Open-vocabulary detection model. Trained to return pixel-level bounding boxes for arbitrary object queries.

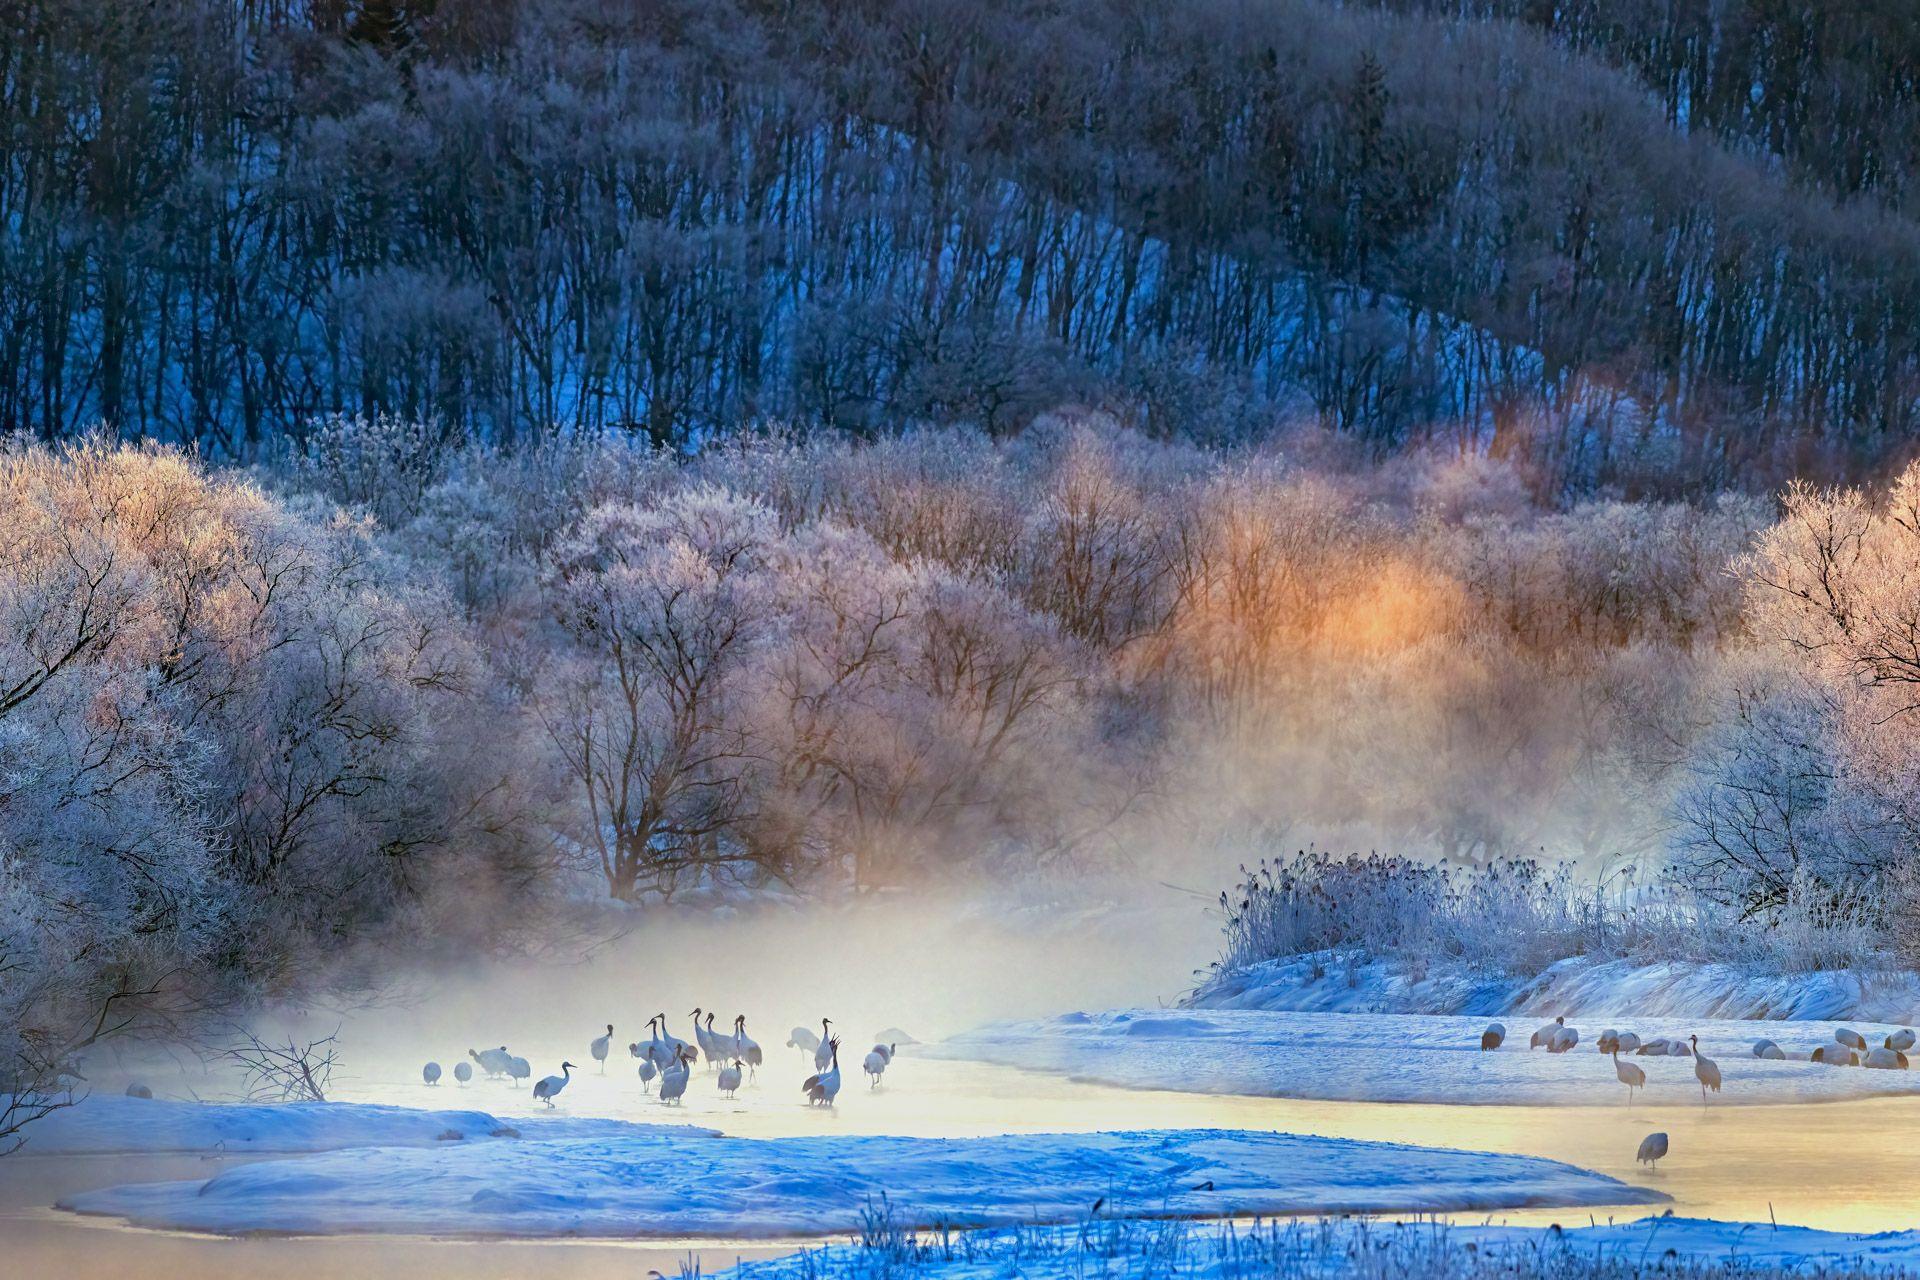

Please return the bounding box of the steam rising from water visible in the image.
[263,880,1220,1078]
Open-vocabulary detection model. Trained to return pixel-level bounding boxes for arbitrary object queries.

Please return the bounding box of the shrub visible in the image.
[1212,849,1890,983]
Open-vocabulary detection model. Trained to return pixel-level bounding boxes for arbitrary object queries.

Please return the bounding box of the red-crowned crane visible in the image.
[532,1061,576,1107]
[803,1038,842,1106]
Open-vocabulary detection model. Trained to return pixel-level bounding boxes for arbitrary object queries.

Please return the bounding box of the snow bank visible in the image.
[14,1094,714,1155]
[720,1214,1920,1280]
[58,1127,1660,1237]
[1192,952,1920,1024]
[929,1009,1920,1105]
[1470,1215,1920,1273]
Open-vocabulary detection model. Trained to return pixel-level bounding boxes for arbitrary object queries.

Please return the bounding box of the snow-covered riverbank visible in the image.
[14,1095,713,1155]
[928,1010,1920,1105]
[720,1213,1920,1279]
[1191,953,1920,1024]
[56,1124,1661,1237]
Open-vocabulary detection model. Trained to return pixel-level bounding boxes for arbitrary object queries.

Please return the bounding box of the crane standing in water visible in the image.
[1612,1048,1645,1107]
[1637,1132,1668,1168]
[1690,1035,1721,1103]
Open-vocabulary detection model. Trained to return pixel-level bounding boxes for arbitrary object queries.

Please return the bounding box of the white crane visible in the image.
[633,1019,658,1067]
[813,1019,835,1071]
[659,1046,694,1104]
[637,1056,658,1093]
[1752,1039,1785,1060]
[533,1061,576,1107]
[422,1061,442,1086]
[1811,1044,1857,1066]
[1864,1046,1909,1069]
[642,1014,691,1070]
[506,1055,531,1087]
[1637,1132,1668,1168]
[1480,1023,1505,1051]
[1615,1032,1642,1054]
[1690,1035,1721,1103]
[1888,1029,1917,1053]
[717,1058,743,1098]
[732,1016,763,1079]
[591,1024,613,1073]
[863,1043,894,1088]
[787,1025,821,1059]
[1836,1028,1869,1053]
[1530,1017,1567,1050]
[803,1037,842,1106]
[688,1008,720,1068]
[1612,1048,1645,1106]
[1547,1023,1579,1054]
[1596,1029,1620,1053]
[453,1060,473,1085]
[686,1008,722,1070]
[470,1046,511,1078]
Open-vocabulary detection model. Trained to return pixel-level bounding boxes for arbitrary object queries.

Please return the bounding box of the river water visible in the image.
[11,1052,1920,1280]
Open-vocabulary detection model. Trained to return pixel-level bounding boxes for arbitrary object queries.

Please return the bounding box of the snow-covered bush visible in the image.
[1212,849,1886,984]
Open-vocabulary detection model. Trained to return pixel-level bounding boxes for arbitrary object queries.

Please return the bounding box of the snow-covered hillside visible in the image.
[1190,952,1920,1024]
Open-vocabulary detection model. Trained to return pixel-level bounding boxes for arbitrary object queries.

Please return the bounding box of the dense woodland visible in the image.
[8,0,1920,490]
[9,0,1920,1130]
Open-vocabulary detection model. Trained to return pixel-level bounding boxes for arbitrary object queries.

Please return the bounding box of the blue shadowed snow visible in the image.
[717,1214,1920,1279]
[56,1125,1662,1238]
[1192,952,1920,1024]
[13,1095,716,1155]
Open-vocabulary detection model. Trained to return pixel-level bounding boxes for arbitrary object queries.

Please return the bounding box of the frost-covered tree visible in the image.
[0,442,232,1102]
[0,438,530,1138]
[1669,664,1894,914]
[542,490,777,901]
[736,520,921,885]
[1672,466,1920,913]
[797,565,1091,891]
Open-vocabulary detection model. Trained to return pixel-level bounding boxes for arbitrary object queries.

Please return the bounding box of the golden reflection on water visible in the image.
[11,1055,1920,1279]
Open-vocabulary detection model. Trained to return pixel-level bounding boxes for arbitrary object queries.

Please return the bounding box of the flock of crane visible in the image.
[414,1011,901,1110]
[406,1010,1916,1185]
[1478,1018,1918,1170]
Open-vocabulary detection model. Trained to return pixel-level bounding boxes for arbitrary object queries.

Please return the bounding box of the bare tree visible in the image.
[220,1027,341,1103]
[543,492,774,900]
